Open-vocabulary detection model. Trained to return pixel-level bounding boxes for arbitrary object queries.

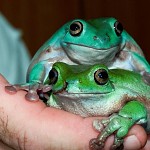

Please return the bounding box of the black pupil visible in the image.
[49,69,58,84]
[115,21,123,36]
[117,22,123,32]
[98,71,108,80]
[70,23,80,31]
[49,70,55,79]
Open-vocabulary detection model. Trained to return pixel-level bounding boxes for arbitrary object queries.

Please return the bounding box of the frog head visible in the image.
[48,62,114,96]
[47,62,116,116]
[61,17,124,64]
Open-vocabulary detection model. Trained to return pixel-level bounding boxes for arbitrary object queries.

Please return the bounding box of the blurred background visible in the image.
[1,0,150,61]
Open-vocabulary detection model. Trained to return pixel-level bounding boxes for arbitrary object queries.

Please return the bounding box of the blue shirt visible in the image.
[0,13,31,84]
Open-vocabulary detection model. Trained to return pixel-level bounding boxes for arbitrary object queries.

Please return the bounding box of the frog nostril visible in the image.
[93,36,98,40]
[105,33,110,41]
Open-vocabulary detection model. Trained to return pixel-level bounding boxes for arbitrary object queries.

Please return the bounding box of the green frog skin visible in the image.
[5,17,150,100]
[47,62,150,150]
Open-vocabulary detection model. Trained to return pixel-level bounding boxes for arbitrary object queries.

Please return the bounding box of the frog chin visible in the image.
[62,42,120,65]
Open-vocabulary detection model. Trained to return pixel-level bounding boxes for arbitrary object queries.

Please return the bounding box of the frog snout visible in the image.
[93,34,111,44]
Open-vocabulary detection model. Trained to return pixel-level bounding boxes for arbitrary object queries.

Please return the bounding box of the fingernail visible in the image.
[124,135,141,150]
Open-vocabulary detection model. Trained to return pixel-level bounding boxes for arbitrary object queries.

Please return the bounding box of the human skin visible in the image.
[0,74,149,150]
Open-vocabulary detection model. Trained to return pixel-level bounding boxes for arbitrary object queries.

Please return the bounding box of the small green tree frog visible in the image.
[5,17,150,100]
[47,62,150,150]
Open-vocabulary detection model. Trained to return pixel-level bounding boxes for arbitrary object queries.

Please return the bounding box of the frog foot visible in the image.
[93,119,104,132]
[5,83,52,101]
[89,138,104,150]
[93,114,118,132]
[142,71,150,85]
[90,138,124,150]
[89,130,124,150]
[89,115,134,150]
[111,138,124,150]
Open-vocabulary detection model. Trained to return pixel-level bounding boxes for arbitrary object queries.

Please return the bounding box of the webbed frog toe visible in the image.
[89,138,104,150]
[5,83,52,101]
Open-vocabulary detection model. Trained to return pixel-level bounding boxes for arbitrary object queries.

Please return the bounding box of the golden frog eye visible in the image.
[94,69,108,85]
[114,21,123,36]
[69,21,83,36]
[49,68,58,84]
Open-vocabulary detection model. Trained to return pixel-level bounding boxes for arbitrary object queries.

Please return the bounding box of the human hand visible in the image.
[0,74,149,150]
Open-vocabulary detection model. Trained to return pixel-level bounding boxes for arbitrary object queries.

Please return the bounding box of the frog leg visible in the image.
[142,71,150,85]
[5,62,52,101]
[89,101,147,150]
[93,114,117,132]
[131,52,150,85]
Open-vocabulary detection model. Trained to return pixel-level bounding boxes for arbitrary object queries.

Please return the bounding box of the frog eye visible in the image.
[69,21,83,36]
[94,69,109,85]
[49,68,58,84]
[114,21,123,36]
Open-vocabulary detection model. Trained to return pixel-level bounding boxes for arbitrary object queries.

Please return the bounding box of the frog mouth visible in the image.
[53,82,112,95]
[62,42,120,64]
[63,42,118,50]
[54,90,111,96]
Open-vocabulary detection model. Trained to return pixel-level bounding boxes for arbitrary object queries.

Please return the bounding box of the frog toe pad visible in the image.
[25,90,40,101]
[89,138,104,150]
[5,85,17,94]
[5,83,52,101]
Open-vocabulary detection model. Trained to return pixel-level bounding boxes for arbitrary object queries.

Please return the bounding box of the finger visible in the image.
[93,124,148,150]
[0,140,14,150]
[0,74,9,84]
[142,136,150,150]
[123,125,147,150]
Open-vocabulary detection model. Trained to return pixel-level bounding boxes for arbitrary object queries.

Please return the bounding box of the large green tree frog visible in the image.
[47,62,150,150]
[5,17,150,100]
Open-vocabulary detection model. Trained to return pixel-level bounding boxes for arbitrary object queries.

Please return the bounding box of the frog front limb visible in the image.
[90,100,147,150]
[5,62,52,101]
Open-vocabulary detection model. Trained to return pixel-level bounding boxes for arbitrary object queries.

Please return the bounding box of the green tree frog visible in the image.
[47,62,150,150]
[5,17,150,100]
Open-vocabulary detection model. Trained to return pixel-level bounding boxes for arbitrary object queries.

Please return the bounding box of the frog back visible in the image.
[110,69,150,99]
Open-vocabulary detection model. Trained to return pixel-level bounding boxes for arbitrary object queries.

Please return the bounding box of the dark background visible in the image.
[1,0,150,62]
